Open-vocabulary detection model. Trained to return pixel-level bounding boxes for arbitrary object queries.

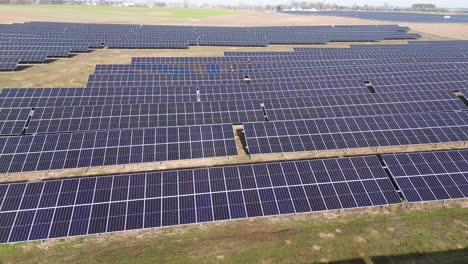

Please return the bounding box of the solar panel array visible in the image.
[1,39,468,243]
[282,11,468,23]
[0,22,418,70]
[1,40,467,170]
[0,155,402,243]
[383,150,468,202]
[26,100,264,134]
[9,90,458,134]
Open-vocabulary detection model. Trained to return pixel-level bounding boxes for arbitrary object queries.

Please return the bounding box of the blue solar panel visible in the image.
[0,155,401,243]
[26,100,265,133]
[0,108,30,135]
[0,124,237,173]
[383,150,468,202]
[244,112,468,155]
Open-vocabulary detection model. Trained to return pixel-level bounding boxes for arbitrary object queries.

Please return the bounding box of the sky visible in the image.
[176,1,468,9]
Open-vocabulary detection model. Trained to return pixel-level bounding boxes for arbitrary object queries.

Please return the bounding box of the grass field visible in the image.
[0,203,466,263]
[0,5,238,24]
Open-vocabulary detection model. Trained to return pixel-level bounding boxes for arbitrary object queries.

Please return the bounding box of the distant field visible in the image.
[0,203,466,263]
[0,5,467,39]
[0,5,239,24]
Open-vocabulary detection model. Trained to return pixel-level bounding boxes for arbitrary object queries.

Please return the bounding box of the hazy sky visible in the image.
[183,1,468,9]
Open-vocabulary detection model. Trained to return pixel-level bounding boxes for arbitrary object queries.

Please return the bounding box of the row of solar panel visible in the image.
[86,69,467,86]
[224,50,468,58]
[24,89,457,117]
[23,100,462,135]
[93,61,468,75]
[281,11,468,23]
[1,89,464,135]
[0,46,88,70]
[130,55,468,64]
[85,73,468,88]
[0,155,401,243]
[114,66,466,79]
[384,150,468,202]
[244,111,468,154]
[1,81,467,110]
[86,70,468,84]
[1,77,460,101]
[1,149,467,243]
[2,108,468,174]
[296,44,468,52]
[0,124,237,174]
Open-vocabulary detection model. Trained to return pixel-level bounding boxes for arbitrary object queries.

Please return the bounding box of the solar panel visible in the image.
[0,124,237,174]
[131,55,467,64]
[263,90,460,109]
[94,62,467,76]
[264,96,466,122]
[1,54,49,64]
[0,155,401,243]
[244,112,468,155]
[26,101,265,133]
[0,108,30,135]
[0,84,370,108]
[85,72,468,88]
[0,47,72,57]
[0,57,19,71]
[383,150,468,202]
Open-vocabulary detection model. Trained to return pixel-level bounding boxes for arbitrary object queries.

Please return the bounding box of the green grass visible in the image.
[0,206,466,264]
[0,5,238,23]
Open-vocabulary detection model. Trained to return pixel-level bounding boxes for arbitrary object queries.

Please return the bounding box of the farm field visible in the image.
[0,5,467,40]
[0,5,238,24]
